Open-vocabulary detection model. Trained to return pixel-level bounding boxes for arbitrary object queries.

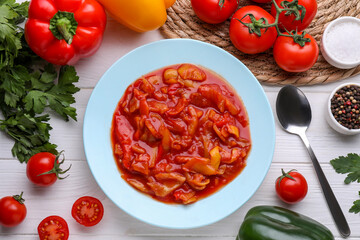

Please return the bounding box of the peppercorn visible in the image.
[331,85,360,130]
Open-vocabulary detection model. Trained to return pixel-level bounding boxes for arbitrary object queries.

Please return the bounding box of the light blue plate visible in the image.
[83,39,275,229]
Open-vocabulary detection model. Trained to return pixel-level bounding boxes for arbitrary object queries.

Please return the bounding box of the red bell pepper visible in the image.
[25,0,107,65]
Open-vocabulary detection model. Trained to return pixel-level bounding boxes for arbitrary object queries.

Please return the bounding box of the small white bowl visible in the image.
[320,16,360,69]
[326,82,360,135]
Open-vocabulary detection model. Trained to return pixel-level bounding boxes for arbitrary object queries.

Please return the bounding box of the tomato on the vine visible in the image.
[273,32,318,72]
[26,152,71,187]
[0,192,27,227]
[271,0,317,32]
[229,6,277,54]
[191,0,238,24]
[275,169,308,204]
[38,215,69,240]
[71,196,104,227]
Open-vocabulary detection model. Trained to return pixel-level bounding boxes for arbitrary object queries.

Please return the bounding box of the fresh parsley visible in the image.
[0,0,80,163]
[330,153,360,214]
[350,191,360,214]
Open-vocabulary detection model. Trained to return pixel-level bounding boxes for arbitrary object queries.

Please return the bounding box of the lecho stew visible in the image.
[111,64,251,204]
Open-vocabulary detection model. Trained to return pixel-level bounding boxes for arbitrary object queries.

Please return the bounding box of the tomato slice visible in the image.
[38,215,69,240]
[71,196,104,227]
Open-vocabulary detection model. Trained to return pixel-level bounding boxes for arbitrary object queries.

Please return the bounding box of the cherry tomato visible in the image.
[71,196,104,227]
[273,32,318,72]
[275,169,308,204]
[271,0,317,32]
[38,215,69,240]
[229,6,277,54]
[26,152,71,187]
[0,192,27,227]
[191,0,238,24]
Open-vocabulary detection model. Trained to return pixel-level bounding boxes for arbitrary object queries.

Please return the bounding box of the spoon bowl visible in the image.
[276,86,311,134]
[276,85,350,238]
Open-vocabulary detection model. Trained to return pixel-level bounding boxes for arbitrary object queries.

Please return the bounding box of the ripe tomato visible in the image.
[26,152,71,187]
[38,216,69,240]
[229,6,277,54]
[0,192,27,227]
[191,0,238,24]
[271,0,317,32]
[273,32,319,72]
[71,196,104,227]
[275,169,308,204]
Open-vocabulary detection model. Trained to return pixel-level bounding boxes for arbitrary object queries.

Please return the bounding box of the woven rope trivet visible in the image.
[160,0,360,85]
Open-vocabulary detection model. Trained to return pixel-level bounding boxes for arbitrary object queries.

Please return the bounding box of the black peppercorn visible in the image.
[331,85,360,130]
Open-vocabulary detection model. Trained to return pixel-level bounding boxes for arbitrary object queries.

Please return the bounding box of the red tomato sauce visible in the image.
[111,64,251,204]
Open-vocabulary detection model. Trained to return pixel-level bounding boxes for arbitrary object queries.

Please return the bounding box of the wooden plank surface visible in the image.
[1,11,360,240]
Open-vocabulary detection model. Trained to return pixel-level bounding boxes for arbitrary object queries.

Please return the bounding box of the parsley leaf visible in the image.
[350,192,360,214]
[0,0,79,163]
[331,153,360,215]
[0,0,28,69]
[24,65,80,121]
[0,113,57,163]
[330,153,360,184]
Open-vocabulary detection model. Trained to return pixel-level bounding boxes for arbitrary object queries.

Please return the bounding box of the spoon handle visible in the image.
[298,132,350,238]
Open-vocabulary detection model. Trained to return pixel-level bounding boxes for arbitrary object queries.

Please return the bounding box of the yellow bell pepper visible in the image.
[98,0,176,32]
[165,0,176,8]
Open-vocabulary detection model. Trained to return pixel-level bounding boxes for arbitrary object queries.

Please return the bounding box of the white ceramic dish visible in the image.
[320,16,360,69]
[326,82,360,135]
[83,39,275,229]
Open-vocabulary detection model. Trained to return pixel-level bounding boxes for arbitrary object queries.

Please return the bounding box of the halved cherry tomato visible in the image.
[275,169,308,204]
[229,6,277,54]
[0,192,27,227]
[271,0,317,32]
[38,215,69,240]
[273,32,319,72]
[71,196,104,227]
[191,0,238,24]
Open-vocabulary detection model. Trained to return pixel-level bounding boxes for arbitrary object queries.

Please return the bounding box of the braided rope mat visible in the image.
[160,0,360,85]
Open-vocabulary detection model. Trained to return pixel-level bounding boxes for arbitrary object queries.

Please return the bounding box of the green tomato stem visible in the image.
[239,0,310,46]
[12,192,25,205]
[37,151,71,180]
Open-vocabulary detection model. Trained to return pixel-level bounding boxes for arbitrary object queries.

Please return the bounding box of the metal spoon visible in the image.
[276,85,350,238]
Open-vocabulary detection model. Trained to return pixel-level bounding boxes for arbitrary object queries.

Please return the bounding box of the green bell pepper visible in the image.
[236,206,334,240]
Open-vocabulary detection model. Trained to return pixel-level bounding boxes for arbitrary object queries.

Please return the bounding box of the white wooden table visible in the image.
[1,18,360,240]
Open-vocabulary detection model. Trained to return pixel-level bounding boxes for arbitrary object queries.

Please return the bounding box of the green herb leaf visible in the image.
[23,65,79,121]
[330,153,360,184]
[0,0,28,70]
[0,68,27,107]
[30,64,57,91]
[0,113,58,162]
[350,192,360,214]
[0,5,17,23]
[331,153,360,215]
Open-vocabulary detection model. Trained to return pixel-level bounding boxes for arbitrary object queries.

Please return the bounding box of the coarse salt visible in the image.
[325,20,360,63]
